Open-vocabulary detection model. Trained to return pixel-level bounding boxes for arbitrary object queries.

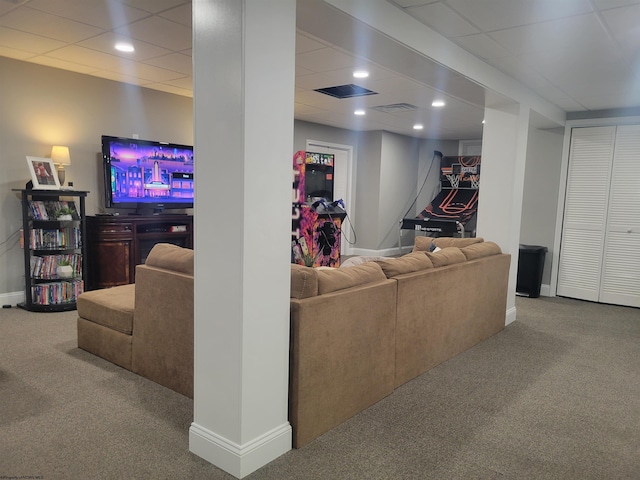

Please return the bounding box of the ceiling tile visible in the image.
[109,60,185,82]
[446,0,593,31]
[114,16,191,51]
[489,56,551,89]
[296,47,357,73]
[0,26,67,54]
[407,2,480,37]
[453,33,512,60]
[26,0,149,30]
[120,0,189,14]
[593,0,640,9]
[143,52,191,75]
[158,3,191,27]
[163,76,191,89]
[28,55,99,74]
[488,13,614,55]
[601,4,640,49]
[0,6,103,43]
[45,45,123,69]
[296,32,328,54]
[0,45,33,60]
[77,32,173,61]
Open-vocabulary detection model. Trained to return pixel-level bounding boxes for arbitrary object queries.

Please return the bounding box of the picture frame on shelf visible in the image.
[26,156,60,190]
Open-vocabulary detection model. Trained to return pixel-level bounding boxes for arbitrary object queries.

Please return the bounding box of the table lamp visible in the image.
[51,146,71,185]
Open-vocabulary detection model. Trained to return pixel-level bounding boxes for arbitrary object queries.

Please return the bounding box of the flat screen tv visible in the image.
[102,135,194,213]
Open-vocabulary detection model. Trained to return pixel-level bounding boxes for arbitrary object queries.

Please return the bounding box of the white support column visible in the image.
[190,1,295,478]
[476,103,530,326]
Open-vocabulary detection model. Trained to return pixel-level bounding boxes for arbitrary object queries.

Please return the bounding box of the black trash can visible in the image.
[516,245,548,298]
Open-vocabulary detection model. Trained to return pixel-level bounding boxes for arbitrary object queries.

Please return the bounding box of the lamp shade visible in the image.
[51,146,71,165]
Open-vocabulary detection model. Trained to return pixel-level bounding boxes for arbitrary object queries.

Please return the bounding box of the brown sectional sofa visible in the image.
[289,237,510,446]
[77,243,194,397]
[76,238,509,449]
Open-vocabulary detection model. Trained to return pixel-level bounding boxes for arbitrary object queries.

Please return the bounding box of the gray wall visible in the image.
[520,126,565,287]
[0,57,193,297]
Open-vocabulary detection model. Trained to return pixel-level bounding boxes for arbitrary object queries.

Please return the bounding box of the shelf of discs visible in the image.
[14,188,88,312]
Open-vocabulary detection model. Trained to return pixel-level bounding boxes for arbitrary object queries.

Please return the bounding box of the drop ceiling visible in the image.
[1,0,639,140]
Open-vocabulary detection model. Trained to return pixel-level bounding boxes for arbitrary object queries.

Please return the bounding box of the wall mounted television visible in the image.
[102,135,194,213]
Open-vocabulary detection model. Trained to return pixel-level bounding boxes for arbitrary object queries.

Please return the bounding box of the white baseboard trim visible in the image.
[189,421,291,479]
[540,284,550,297]
[505,306,517,326]
[0,291,24,307]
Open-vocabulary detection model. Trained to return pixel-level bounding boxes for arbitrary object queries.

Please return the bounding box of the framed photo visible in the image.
[26,156,60,190]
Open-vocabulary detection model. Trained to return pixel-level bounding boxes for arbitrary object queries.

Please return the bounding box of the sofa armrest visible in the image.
[289,279,397,447]
[131,263,194,398]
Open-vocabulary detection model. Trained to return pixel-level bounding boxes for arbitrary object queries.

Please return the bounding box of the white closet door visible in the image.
[599,125,640,307]
[557,126,615,301]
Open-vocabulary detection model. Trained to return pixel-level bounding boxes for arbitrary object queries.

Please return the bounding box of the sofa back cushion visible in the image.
[412,236,436,253]
[145,243,194,276]
[317,262,387,295]
[461,241,502,260]
[375,252,433,278]
[433,237,484,248]
[426,247,468,267]
[291,264,319,299]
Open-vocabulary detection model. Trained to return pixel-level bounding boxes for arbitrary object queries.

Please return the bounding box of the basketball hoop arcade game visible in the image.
[292,151,346,268]
[401,152,481,242]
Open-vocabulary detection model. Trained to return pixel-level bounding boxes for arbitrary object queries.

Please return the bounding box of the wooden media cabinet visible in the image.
[86,214,193,290]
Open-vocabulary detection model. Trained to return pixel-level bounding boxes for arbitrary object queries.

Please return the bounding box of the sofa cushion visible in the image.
[340,255,388,268]
[76,284,135,334]
[412,236,436,252]
[290,264,319,299]
[461,241,502,260]
[426,247,468,268]
[375,252,434,278]
[432,237,484,248]
[145,243,194,276]
[317,262,386,295]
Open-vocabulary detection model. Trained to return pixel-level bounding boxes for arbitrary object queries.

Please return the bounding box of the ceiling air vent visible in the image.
[371,103,418,114]
[314,84,377,99]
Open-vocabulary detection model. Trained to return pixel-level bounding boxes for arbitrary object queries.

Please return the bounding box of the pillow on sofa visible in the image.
[290,264,318,299]
[146,243,194,275]
[340,255,388,268]
[375,252,433,277]
[432,237,484,248]
[461,241,502,260]
[317,262,386,295]
[412,236,435,252]
[426,247,467,267]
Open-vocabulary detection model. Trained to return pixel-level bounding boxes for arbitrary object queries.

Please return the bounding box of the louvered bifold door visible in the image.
[557,126,615,301]
[599,125,640,308]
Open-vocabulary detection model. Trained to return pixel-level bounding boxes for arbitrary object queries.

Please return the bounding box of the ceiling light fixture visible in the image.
[115,42,135,53]
[354,109,366,116]
[431,100,445,107]
[413,124,424,130]
[353,70,369,79]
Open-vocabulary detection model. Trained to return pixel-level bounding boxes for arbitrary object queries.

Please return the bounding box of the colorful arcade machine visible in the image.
[401,151,480,244]
[292,151,346,267]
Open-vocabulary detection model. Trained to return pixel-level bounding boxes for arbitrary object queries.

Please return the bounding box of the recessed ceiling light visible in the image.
[431,100,445,107]
[353,70,369,79]
[354,109,366,116]
[482,119,485,124]
[115,42,135,53]
[413,124,424,130]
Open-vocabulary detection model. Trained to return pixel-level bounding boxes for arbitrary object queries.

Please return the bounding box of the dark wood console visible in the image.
[86,214,193,290]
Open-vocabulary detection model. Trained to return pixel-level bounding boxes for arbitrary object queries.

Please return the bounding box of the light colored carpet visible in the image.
[1,296,639,479]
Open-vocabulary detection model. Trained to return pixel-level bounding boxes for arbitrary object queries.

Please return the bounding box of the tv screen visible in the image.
[102,135,194,212]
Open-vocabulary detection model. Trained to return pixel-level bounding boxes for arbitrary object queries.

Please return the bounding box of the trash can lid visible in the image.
[519,244,548,253]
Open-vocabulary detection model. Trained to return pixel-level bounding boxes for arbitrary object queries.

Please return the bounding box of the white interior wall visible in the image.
[520,126,564,292]
[0,56,192,299]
